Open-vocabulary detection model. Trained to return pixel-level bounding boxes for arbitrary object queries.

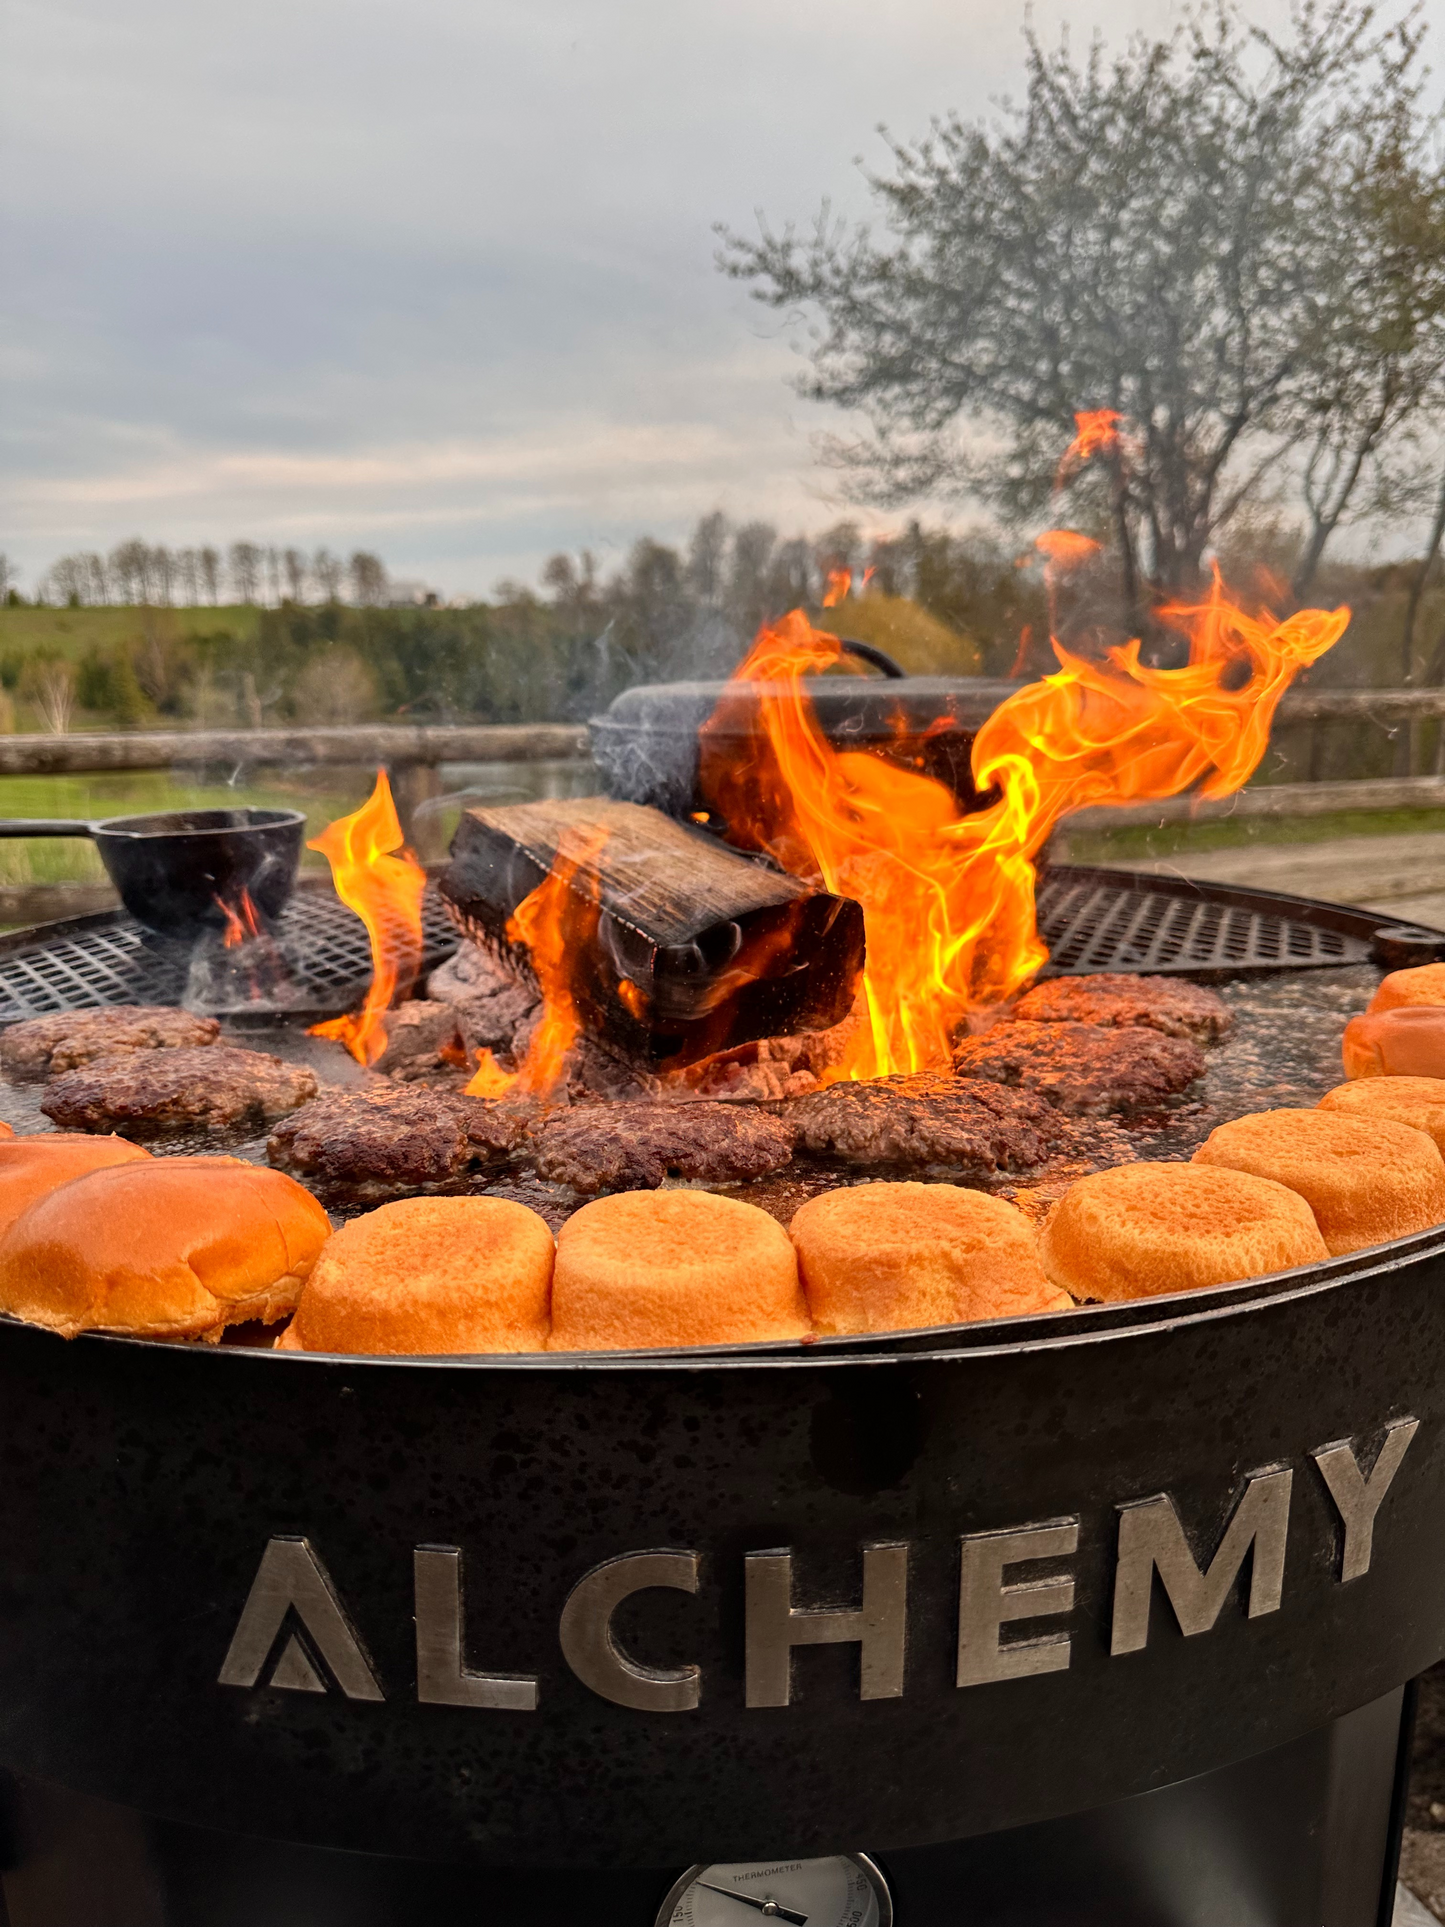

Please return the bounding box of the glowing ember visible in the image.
[700,574,1348,1082]
[307,771,427,1066]
[464,825,609,1100]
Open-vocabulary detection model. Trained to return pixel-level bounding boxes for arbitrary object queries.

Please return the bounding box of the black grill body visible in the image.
[0,869,1439,1924]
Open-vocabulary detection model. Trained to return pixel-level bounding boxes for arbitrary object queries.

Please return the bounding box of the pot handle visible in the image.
[0,820,96,838]
[838,638,907,679]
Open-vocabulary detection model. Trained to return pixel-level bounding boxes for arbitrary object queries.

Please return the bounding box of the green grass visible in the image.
[1057,806,1445,867]
[0,605,260,660]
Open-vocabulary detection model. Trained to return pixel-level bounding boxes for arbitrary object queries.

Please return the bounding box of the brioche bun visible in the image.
[1342,1007,1445,1080]
[549,1189,809,1351]
[0,1134,150,1242]
[0,1156,331,1339]
[790,1181,1069,1334]
[1193,1107,1445,1255]
[1039,1161,1327,1300]
[281,1197,553,1355]
[1370,963,1445,1013]
[1319,1075,1445,1152]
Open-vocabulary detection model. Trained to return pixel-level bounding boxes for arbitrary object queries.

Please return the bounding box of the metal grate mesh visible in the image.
[1036,872,1368,975]
[0,886,460,1024]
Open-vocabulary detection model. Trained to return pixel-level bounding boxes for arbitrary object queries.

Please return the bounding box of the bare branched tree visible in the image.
[312,548,343,601]
[199,547,220,604]
[228,542,263,604]
[348,550,387,606]
[283,548,308,603]
[719,1,1445,603]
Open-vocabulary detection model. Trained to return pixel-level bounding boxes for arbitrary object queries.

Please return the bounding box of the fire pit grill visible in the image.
[0,882,461,1023]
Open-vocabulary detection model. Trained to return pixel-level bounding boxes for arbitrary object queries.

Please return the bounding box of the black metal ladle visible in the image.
[0,808,306,940]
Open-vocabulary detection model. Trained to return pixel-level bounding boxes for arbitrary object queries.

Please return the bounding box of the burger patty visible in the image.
[268,1082,527,1200]
[1,1005,220,1081]
[526,1101,796,1195]
[952,1020,1205,1114]
[42,1046,317,1134]
[1011,972,1231,1043]
[786,1075,1061,1175]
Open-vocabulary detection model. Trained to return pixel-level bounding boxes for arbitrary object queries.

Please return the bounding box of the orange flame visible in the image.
[307,770,427,1066]
[464,825,609,1100]
[700,572,1348,1081]
[214,890,265,949]
[1034,530,1101,573]
[821,565,875,608]
[1056,408,1124,486]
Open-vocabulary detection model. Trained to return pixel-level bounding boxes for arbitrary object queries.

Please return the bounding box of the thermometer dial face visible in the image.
[657,1855,891,1927]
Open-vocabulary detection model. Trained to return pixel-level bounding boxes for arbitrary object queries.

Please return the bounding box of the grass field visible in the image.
[1056,806,1445,868]
[0,605,260,660]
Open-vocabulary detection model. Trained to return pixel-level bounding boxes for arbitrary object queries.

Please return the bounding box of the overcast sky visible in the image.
[2,0,1340,596]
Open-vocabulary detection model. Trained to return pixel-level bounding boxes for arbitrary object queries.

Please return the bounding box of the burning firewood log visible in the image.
[439,798,864,1070]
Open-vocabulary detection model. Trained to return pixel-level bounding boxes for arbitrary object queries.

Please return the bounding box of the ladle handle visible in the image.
[0,820,95,838]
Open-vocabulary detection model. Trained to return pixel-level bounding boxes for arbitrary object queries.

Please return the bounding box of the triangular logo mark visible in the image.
[269,1633,326,1695]
[218,1536,384,1702]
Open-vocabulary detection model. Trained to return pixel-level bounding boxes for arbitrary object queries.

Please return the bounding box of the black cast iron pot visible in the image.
[0,1230,1441,1871]
[589,645,1017,820]
[0,807,305,938]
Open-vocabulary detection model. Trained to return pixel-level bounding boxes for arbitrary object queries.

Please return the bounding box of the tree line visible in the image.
[17,542,392,610]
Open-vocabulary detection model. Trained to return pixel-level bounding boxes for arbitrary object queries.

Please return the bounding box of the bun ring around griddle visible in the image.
[1342,1007,1445,1080]
[790,1181,1070,1334]
[1370,963,1445,1013]
[0,1155,331,1340]
[280,1196,553,1355]
[1319,1075,1445,1152]
[1039,1161,1328,1301]
[549,1189,810,1352]
[1193,1107,1445,1256]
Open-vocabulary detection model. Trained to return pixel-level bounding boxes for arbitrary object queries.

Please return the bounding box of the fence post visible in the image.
[390,759,445,861]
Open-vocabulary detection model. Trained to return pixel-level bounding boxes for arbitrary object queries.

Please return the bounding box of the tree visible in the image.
[0,557,15,602]
[177,548,200,606]
[199,547,220,604]
[313,548,343,601]
[348,550,387,606]
[719,2,1445,603]
[283,548,308,603]
[228,542,262,604]
[110,539,151,603]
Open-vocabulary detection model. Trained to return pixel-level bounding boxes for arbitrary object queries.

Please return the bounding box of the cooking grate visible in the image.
[0,884,460,1024]
[1036,865,1375,976]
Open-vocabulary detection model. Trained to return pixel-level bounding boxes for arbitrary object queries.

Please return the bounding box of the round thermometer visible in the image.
[657,1855,892,1927]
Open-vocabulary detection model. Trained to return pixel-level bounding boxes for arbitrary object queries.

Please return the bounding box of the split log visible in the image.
[439,798,864,1069]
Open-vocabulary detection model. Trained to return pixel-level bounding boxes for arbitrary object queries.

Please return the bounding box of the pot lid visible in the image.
[589,673,1020,742]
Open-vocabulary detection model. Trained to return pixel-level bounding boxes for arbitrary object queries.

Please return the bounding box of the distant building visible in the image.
[387,580,439,607]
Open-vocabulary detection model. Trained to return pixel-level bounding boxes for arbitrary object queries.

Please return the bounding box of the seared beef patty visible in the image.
[953,1020,1204,1114]
[787,1075,1061,1175]
[268,1082,527,1200]
[42,1045,316,1134]
[1,1005,220,1081]
[1011,973,1231,1043]
[527,1101,796,1195]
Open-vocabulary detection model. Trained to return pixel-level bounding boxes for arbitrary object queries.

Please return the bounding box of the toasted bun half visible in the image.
[1370,963,1445,1014]
[1193,1107,1445,1256]
[1039,1161,1327,1301]
[0,1156,331,1339]
[791,1181,1069,1334]
[282,1196,554,1355]
[1342,1007,1445,1080]
[0,1133,150,1243]
[1319,1075,1445,1152]
[549,1189,809,1352]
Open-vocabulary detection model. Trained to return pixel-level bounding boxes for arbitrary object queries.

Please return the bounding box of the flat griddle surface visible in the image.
[0,965,1380,1232]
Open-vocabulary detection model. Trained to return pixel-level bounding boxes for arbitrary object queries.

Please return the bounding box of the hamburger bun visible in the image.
[281,1197,553,1355]
[1192,1107,1445,1255]
[1039,1161,1327,1300]
[0,1156,331,1339]
[1319,1075,1445,1152]
[1341,1007,1445,1080]
[1370,963,1445,1013]
[790,1181,1070,1334]
[549,1190,809,1351]
[0,1133,150,1243]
